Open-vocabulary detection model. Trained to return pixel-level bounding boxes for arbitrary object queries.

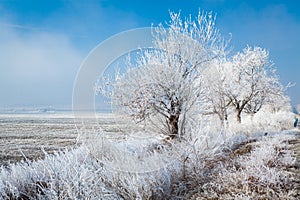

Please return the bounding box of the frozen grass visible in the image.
[0,114,78,166]
[0,145,178,199]
[0,111,299,199]
[0,147,110,199]
[227,110,295,135]
[189,132,299,199]
[0,126,298,199]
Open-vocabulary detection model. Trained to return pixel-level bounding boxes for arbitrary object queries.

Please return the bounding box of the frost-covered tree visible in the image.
[263,90,291,113]
[108,11,228,139]
[202,59,233,124]
[226,46,286,123]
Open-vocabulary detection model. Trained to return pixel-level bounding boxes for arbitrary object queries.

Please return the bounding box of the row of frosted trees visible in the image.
[98,11,290,139]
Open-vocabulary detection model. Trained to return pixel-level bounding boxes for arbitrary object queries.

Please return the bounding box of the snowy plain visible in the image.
[0,111,121,166]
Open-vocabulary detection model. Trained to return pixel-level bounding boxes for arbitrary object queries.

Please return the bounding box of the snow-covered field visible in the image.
[0,113,121,166]
[0,113,299,199]
[0,112,156,165]
[0,113,78,166]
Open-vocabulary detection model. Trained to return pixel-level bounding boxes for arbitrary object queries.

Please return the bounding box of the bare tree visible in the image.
[109,11,228,139]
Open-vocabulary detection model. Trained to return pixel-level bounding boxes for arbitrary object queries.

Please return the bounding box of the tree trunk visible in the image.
[236,109,242,123]
[223,112,228,126]
[168,114,180,139]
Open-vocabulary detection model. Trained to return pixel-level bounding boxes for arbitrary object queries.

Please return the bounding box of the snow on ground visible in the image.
[191,131,300,199]
[0,113,119,166]
[0,113,299,199]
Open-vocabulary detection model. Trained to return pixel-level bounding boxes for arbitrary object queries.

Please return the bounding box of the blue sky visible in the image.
[0,0,299,107]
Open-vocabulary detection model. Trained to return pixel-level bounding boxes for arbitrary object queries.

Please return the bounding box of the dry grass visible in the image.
[187,132,299,199]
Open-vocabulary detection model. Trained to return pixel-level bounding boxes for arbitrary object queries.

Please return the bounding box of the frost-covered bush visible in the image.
[225,108,294,135]
[0,116,228,199]
[80,125,226,198]
[0,129,297,199]
[0,131,180,199]
[0,146,171,199]
[0,147,119,199]
[191,132,298,199]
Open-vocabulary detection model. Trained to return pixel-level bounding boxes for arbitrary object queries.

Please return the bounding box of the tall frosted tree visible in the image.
[109,11,228,139]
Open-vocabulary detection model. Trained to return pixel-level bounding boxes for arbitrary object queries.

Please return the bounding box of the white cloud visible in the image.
[0,20,84,106]
[0,1,142,107]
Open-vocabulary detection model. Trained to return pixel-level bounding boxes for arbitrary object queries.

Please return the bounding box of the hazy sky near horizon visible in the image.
[0,0,299,107]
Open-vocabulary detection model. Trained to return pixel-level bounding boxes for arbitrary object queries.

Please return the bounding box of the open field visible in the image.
[0,114,78,166]
[0,112,146,166]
